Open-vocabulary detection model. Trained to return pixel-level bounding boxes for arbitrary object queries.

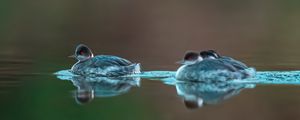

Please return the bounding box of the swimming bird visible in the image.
[176,51,254,81]
[70,44,140,77]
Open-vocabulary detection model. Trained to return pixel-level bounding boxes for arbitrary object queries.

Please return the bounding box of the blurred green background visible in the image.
[1,0,300,120]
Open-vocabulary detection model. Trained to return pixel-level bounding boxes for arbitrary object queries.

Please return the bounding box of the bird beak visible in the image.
[68,55,76,58]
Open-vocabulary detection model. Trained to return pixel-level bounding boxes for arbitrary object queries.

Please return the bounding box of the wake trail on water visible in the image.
[54,70,300,85]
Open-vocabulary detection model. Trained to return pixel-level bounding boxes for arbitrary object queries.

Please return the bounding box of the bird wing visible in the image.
[197,59,238,72]
[220,56,248,70]
[91,55,132,68]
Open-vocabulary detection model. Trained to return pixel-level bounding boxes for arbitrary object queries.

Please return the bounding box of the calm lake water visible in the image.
[1,0,300,120]
[2,44,300,120]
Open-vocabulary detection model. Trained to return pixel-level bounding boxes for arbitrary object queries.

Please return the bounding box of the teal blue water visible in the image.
[55,70,300,85]
[3,56,300,120]
[54,69,300,108]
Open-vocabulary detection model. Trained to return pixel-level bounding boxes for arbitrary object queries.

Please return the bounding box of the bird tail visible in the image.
[241,67,256,79]
[129,63,141,74]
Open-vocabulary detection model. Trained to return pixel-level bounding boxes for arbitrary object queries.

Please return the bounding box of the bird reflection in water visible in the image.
[175,81,255,109]
[68,76,140,105]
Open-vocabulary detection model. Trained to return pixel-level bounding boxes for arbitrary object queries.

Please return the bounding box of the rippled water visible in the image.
[3,43,300,120]
[3,41,300,120]
[4,63,300,120]
[3,53,300,120]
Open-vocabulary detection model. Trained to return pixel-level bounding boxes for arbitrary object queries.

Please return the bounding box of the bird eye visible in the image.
[187,56,194,60]
[78,47,88,55]
[185,53,198,60]
[80,51,84,55]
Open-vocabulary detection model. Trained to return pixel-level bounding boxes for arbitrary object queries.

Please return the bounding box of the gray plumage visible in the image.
[71,55,140,77]
[219,56,248,70]
[176,59,255,81]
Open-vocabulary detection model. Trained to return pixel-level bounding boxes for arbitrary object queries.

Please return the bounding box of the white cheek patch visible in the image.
[185,61,197,65]
[208,56,216,59]
[198,57,203,61]
[77,55,86,61]
[213,53,218,57]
